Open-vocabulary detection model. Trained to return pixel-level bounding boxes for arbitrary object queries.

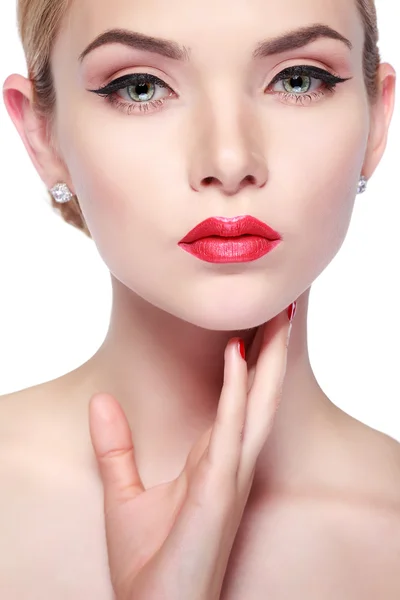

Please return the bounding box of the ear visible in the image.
[2,73,75,194]
[362,63,397,179]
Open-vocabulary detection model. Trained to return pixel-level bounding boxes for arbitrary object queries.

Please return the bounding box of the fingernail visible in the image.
[237,339,246,360]
[287,301,297,324]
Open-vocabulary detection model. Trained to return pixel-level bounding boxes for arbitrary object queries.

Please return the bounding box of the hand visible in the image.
[88,303,296,600]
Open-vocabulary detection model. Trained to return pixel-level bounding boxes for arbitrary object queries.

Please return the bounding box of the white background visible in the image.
[0,1,399,440]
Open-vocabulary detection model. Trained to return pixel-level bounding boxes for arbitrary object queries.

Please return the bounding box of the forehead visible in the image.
[58,0,364,68]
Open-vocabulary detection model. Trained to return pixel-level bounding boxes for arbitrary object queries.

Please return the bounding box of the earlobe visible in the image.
[2,73,70,192]
[362,63,397,179]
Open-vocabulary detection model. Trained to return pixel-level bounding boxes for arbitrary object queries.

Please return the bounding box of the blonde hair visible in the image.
[17,0,381,237]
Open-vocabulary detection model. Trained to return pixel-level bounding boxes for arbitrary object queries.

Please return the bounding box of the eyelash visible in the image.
[88,65,350,115]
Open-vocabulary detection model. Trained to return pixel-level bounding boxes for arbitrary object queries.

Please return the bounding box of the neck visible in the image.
[70,280,340,494]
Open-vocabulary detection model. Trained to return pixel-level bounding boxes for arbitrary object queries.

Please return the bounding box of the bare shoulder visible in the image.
[0,384,54,464]
[312,413,400,577]
[320,419,400,598]
[0,385,113,600]
[0,378,69,424]
[332,411,400,512]
[0,375,95,469]
[261,412,400,566]
[0,380,91,491]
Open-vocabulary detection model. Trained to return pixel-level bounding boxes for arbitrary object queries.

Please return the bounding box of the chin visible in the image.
[169,298,282,332]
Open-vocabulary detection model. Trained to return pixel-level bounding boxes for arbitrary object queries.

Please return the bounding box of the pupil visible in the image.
[291,76,303,87]
[129,81,155,102]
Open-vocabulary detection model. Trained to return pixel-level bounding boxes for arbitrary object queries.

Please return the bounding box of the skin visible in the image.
[1,0,399,595]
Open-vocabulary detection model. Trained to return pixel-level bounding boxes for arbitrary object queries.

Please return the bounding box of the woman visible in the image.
[1,0,399,598]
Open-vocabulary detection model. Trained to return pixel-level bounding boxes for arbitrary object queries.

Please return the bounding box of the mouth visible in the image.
[178,215,282,264]
[179,215,282,244]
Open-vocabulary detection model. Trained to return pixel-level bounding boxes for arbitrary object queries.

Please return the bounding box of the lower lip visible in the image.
[178,235,281,263]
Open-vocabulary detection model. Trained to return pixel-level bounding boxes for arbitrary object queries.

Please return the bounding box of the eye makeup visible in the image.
[267,64,351,106]
[88,72,175,114]
[87,64,352,115]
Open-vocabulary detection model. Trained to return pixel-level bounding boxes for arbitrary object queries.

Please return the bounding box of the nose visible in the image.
[188,102,268,196]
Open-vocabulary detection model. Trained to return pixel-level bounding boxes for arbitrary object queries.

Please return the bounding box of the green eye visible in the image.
[282,74,312,94]
[127,81,157,103]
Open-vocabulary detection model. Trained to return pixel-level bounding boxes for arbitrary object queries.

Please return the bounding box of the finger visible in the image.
[246,324,266,392]
[239,307,293,479]
[205,338,248,485]
[246,325,265,368]
[88,393,145,515]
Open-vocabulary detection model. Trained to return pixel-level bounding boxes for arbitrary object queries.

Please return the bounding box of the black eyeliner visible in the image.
[87,65,352,100]
[88,73,168,96]
[270,65,351,87]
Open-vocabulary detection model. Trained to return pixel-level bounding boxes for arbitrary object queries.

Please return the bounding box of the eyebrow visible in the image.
[78,23,353,64]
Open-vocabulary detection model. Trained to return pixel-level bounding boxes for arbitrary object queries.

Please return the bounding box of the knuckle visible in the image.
[98,444,133,462]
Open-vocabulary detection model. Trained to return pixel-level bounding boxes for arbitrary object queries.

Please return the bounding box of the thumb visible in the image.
[88,393,145,514]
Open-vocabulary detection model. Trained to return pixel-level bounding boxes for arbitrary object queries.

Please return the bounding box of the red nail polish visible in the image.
[287,301,297,323]
[238,339,246,360]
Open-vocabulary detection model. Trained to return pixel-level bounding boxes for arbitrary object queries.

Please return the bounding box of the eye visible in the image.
[88,72,176,114]
[265,64,351,106]
[87,65,351,115]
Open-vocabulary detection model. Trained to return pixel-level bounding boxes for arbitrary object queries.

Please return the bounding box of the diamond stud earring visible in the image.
[50,182,74,203]
[357,175,368,195]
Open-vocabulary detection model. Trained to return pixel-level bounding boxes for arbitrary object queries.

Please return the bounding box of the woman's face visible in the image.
[51,0,370,329]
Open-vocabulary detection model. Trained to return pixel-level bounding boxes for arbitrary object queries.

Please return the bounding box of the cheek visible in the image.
[60,112,171,240]
[272,95,369,279]
[57,111,189,301]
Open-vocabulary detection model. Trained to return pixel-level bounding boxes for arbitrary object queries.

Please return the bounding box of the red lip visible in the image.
[179,215,281,244]
[178,215,282,264]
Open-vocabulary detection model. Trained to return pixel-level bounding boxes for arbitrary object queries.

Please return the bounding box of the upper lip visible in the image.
[179,215,282,244]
